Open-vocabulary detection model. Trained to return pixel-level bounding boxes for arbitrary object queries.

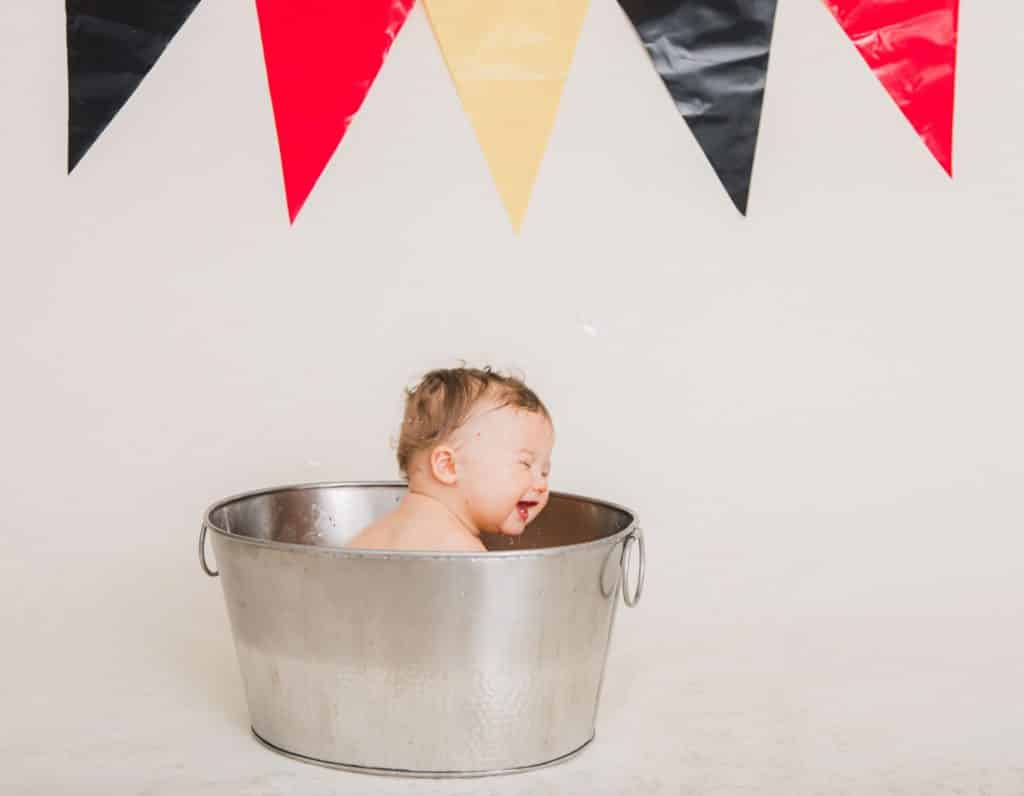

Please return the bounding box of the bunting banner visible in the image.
[255,0,415,222]
[617,0,779,215]
[423,0,591,231]
[65,1,963,226]
[66,0,202,172]
[824,1,959,175]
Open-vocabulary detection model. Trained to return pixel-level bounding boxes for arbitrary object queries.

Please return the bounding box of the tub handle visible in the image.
[199,522,219,577]
[620,527,645,607]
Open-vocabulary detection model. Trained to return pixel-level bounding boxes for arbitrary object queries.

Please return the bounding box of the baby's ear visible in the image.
[429,445,458,485]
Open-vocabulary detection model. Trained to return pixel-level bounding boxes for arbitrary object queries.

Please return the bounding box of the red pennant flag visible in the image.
[255,0,415,221]
[825,1,959,175]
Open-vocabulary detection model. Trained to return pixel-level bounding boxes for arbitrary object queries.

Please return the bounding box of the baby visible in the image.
[346,367,554,552]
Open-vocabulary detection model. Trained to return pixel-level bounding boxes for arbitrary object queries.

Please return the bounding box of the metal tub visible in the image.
[199,481,644,777]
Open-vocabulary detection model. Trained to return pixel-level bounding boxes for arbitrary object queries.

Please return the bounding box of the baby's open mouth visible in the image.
[516,501,538,521]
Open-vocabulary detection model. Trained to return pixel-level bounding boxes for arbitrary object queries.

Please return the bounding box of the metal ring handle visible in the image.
[199,522,219,577]
[620,528,645,607]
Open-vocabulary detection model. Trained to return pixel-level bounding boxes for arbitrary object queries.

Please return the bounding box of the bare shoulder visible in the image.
[426,534,488,553]
[344,518,396,550]
[346,518,486,553]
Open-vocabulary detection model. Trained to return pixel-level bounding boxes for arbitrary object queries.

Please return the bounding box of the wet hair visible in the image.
[396,366,551,477]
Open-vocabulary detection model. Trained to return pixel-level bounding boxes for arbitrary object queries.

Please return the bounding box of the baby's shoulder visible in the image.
[344,518,396,550]
[346,508,486,553]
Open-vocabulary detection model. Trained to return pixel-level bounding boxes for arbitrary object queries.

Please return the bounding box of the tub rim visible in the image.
[202,479,638,561]
[250,726,593,777]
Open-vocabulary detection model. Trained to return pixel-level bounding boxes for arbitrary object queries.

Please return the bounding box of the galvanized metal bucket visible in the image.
[199,481,644,777]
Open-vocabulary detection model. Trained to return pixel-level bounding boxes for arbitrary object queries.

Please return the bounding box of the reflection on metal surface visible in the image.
[201,482,645,776]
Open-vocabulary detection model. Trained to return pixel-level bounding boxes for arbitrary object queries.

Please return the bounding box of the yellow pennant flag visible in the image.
[424,0,590,231]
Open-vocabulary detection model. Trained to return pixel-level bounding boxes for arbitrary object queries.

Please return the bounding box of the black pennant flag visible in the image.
[617,0,779,214]
[66,1,202,172]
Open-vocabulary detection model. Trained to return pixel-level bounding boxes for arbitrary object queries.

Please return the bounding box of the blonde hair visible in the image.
[396,367,550,476]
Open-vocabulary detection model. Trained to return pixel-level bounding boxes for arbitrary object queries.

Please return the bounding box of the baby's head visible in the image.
[397,367,554,536]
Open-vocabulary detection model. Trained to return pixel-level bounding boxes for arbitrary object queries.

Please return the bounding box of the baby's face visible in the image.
[453,403,554,536]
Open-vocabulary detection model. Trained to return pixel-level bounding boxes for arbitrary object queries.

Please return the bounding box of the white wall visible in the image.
[3,2,1022,793]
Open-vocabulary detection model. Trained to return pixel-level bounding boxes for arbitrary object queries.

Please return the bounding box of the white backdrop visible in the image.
[2,1,1022,794]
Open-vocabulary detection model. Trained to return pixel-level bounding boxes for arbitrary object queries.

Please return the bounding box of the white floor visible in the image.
[4,544,1022,796]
